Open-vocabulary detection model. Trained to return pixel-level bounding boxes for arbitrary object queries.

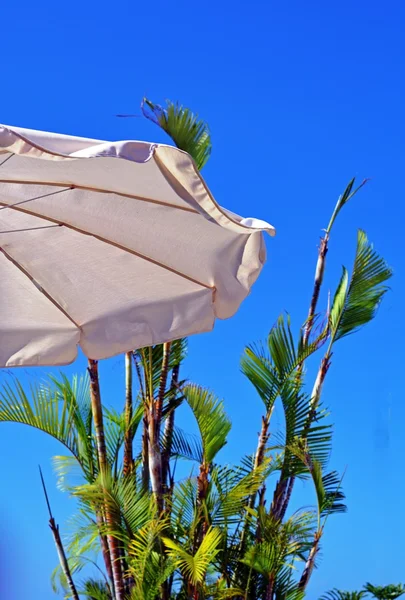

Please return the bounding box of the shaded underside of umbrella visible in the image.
[0,125,275,367]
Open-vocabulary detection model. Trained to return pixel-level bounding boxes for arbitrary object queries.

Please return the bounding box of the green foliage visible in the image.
[0,100,395,600]
[320,584,405,600]
[320,591,367,600]
[329,230,392,343]
[364,583,405,600]
[0,374,96,481]
[142,98,212,170]
[326,178,368,234]
[163,526,222,586]
[241,314,326,412]
[183,384,231,464]
[81,578,112,600]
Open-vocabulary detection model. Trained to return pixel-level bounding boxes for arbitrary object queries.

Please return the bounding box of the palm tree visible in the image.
[320,585,405,600]
[0,97,394,599]
[320,591,367,600]
[364,583,405,600]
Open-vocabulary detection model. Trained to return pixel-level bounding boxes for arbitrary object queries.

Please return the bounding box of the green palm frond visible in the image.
[103,408,125,473]
[163,526,222,586]
[319,470,346,518]
[167,426,203,463]
[128,517,175,600]
[241,541,290,578]
[129,551,175,600]
[103,404,143,471]
[184,385,231,464]
[276,384,333,479]
[50,562,70,596]
[273,565,306,600]
[241,345,279,410]
[329,230,392,343]
[0,375,95,480]
[309,461,346,521]
[320,589,367,600]
[169,477,198,540]
[212,586,246,599]
[364,582,405,599]
[210,459,274,527]
[65,507,101,559]
[259,510,316,549]
[80,578,112,600]
[269,314,326,379]
[51,554,107,598]
[240,512,311,588]
[73,472,153,544]
[142,98,212,170]
[134,339,187,402]
[241,314,326,411]
[288,444,346,526]
[53,454,87,491]
[50,373,93,429]
[326,178,368,234]
[170,337,188,366]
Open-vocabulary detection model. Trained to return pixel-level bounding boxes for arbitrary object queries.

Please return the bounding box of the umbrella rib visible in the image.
[0,246,81,329]
[0,186,73,211]
[0,153,14,168]
[0,178,199,214]
[0,200,214,292]
[0,224,61,234]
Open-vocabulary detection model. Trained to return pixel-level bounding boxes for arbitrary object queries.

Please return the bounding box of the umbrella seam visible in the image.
[0,179,199,214]
[0,200,214,292]
[0,246,81,329]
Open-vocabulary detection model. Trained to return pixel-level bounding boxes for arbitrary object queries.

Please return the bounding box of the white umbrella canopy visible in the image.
[0,124,275,367]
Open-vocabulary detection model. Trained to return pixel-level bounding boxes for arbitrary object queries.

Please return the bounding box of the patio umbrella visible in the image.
[0,124,275,367]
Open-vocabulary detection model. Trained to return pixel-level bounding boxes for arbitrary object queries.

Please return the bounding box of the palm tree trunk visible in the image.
[270,476,288,520]
[194,462,210,550]
[161,363,180,600]
[161,362,180,496]
[277,476,294,522]
[309,355,330,414]
[248,415,270,513]
[266,573,275,600]
[238,412,271,559]
[156,342,171,423]
[50,517,80,600]
[39,466,80,600]
[303,234,329,346]
[273,354,332,523]
[88,359,124,600]
[161,409,175,491]
[141,411,150,491]
[88,360,108,472]
[148,342,172,514]
[148,412,163,513]
[273,233,331,523]
[96,512,115,595]
[123,351,134,477]
[298,534,320,591]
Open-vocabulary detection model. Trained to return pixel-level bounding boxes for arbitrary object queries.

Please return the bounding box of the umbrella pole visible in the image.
[88,359,125,600]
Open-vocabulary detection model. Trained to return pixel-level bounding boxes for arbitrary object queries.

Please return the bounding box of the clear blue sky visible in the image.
[1,1,404,598]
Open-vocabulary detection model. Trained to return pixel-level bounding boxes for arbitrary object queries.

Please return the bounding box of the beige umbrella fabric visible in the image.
[0,125,275,367]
